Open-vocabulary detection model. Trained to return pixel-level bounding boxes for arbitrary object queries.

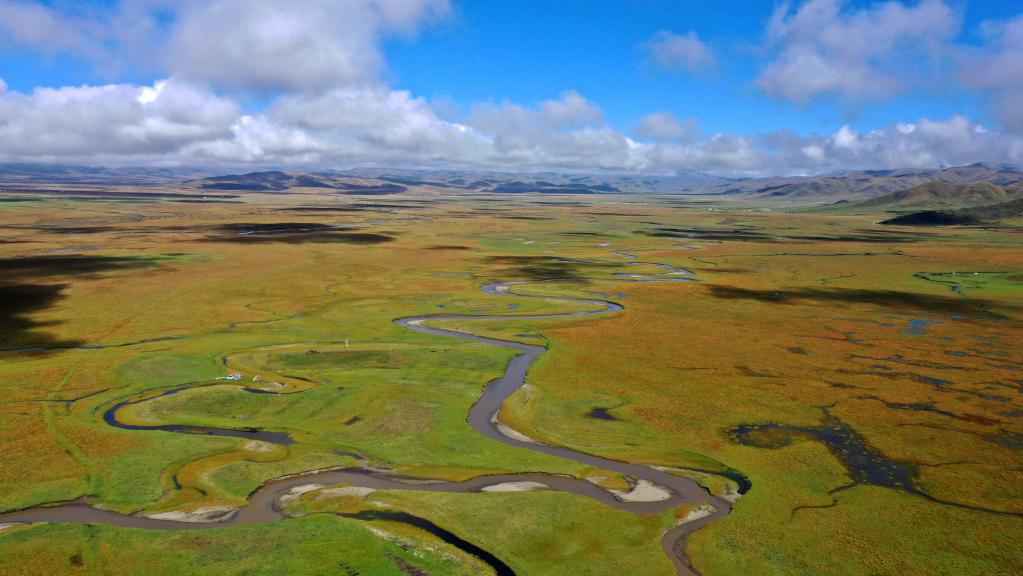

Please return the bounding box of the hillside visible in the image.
[701,164,1023,202]
[881,197,1023,226]
[850,181,1023,210]
[184,171,408,194]
[184,171,635,194]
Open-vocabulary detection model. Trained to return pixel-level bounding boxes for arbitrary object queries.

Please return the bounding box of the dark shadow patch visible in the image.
[0,283,83,350]
[337,511,515,576]
[826,381,859,389]
[737,365,775,378]
[200,182,277,191]
[212,222,339,234]
[701,267,754,274]
[485,255,617,280]
[279,206,373,213]
[0,284,81,351]
[0,255,161,279]
[389,555,431,576]
[705,285,1009,315]
[208,223,395,245]
[426,245,472,251]
[587,407,619,421]
[984,433,1023,451]
[582,212,654,217]
[0,255,170,352]
[882,211,981,227]
[331,183,407,195]
[787,233,921,243]
[353,203,424,209]
[643,227,778,242]
[35,226,119,235]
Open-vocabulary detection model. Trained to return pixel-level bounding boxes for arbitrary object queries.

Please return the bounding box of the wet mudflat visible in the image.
[730,411,1022,516]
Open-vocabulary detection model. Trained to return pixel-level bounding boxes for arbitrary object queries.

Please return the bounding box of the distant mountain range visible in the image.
[179,169,731,195]
[0,163,209,185]
[185,171,409,194]
[3,163,1023,205]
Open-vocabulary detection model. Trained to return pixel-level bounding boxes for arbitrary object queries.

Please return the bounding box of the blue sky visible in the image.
[0,0,1021,173]
[384,0,1009,134]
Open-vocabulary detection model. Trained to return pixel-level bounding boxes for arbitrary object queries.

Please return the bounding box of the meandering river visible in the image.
[0,265,737,575]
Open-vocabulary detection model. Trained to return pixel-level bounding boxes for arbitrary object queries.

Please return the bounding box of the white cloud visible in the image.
[758,0,959,102]
[168,0,449,91]
[760,116,1023,173]
[200,87,485,165]
[0,1,1021,175]
[634,112,700,142]
[962,15,1023,134]
[468,92,604,141]
[0,78,238,158]
[0,0,91,52]
[4,77,1019,175]
[644,31,715,73]
[539,91,604,128]
[0,1,449,92]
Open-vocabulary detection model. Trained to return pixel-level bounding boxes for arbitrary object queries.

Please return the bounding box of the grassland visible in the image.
[0,188,1020,574]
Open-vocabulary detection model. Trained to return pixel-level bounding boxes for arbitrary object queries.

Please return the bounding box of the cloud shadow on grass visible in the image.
[0,255,167,351]
[706,285,1014,315]
[485,255,619,281]
[199,223,396,245]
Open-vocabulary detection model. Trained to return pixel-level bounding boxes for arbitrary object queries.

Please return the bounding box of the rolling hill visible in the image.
[703,164,1023,202]
[881,197,1023,226]
[850,181,1023,210]
[185,171,409,194]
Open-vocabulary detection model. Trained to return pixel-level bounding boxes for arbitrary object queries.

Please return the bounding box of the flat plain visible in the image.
[0,187,1020,575]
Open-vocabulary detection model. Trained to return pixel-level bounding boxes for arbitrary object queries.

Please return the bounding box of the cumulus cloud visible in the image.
[168,0,449,91]
[469,92,603,138]
[634,112,700,142]
[754,116,1023,174]
[0,1,1021,175]
[2,76,1019,174]
[199,88,484,165]
[758,0,959,102]
[539,91,604,128]
[644,31,715,73]
[962,15,1023,134]
[0,0,91,52]
[0,0,449,92]
[0,78,238,159]
[462,93,639,170]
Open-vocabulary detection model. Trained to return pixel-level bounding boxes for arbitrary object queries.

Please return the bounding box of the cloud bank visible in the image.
[2,77,1019,174]
[758,0,959,102]
[0,0,1021,175]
